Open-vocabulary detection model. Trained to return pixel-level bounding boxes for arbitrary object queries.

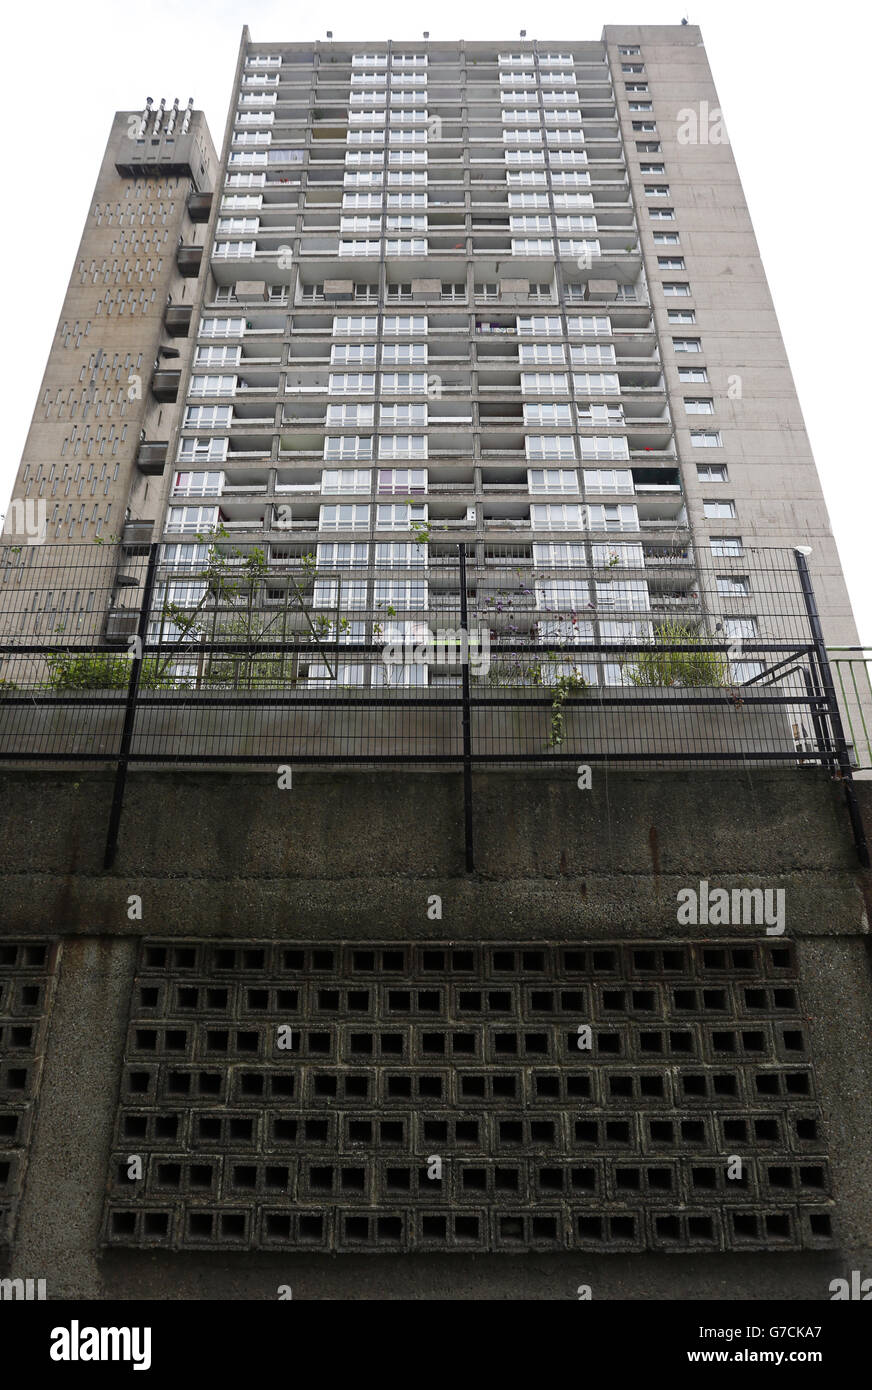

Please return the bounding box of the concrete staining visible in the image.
[0,767,869,1298]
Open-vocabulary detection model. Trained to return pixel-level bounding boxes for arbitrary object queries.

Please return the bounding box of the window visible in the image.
[685,399,714,415]
[663,282,691,297]
[628,101,653,112]
[635,141,661,153]
[585,543,640,571]
[166,505,219,533]
[383,315,428,335]
[177,437,227,464]
[573,372,621,395]
[678,366,708,383]
[696,463,728,482]
[595,579,650,612]
[583,469,633,494]
[378,468,427,494]
[380,372,429,394]
[313,578,369,610]
[189,375,236,397]
[692,431,723,448]
[184,405,232,429]
[376,502,427,530]
[320,469,372,494]
[379,434,428,459]
[657,256,685,269]
[523,403,573,426]
[724,616,758,639]
[577,403,624,426]
[331,344,377,366]
[703,499,736,518]
[649,208,675,220]
[375,541,427,567]
[319,504,371,530]
[195,345,241,367]
[199,317,246,338]
[716,575,750,596]
[526,435,577,461]
[533,542,587,567]
[316,541,370,567]
[579,436,629,460]
[653,232,679,244]
[323,436,373,461]
[213,241,257,260]
[325,404,375,428]
[517,315,562,336]
[332,315,378,336]
[644,185,670,198]
[370,580,427,613]
[327,373,375,394]
[571,344,617,367]
[710,536,743,557]
[512,238,555,255]
[618,45,642,56]
[520,344,567,366]
[216,216,260,234]
[567,315,612,337]
[668,309,696,324]
[172,471,223,498]
[641,163,666,174]
[380,403,427,428]
[632,121,657,133]
[587,503,639,532]
[521,372,570,394]
[527,468,579,493]
[381,344,428,365]
[530,503,585,530]
[673,338,702,353]
[625,83,649,93]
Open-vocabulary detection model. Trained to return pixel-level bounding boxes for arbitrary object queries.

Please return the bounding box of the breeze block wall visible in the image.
[0,766,870,1299]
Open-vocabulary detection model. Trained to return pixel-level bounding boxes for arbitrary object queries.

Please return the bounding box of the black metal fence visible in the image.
[0,540,867,867]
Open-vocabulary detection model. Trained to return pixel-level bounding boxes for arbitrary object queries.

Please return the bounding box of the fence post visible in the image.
[458,543,475,872]
[794,547,869,867]
[103,542,160,869]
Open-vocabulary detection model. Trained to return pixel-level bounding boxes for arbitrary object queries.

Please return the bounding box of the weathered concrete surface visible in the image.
[0,768,867,936]
[1,767,870,1299]
[2,931,871,1300]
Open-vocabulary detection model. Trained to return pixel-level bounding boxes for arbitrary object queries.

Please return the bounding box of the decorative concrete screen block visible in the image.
[234,281,269,302]
[0,940,59,1247]
[102,939,835,1253]
[585,280,618,300]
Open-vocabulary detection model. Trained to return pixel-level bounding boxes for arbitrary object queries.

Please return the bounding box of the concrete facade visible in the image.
[0,767,870,1298]
[0,106,216,643]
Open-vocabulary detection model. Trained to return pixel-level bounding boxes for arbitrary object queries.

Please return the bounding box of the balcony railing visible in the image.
[0,543,866,867]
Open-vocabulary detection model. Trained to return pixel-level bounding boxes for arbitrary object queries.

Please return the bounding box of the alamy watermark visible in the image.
[676,880,785,934]
[1,498,46,545]
[382,625,491,677]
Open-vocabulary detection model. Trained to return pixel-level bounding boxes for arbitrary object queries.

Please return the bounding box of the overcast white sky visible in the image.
[2,0,868,635]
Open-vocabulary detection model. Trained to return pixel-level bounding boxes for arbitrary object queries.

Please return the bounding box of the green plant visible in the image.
[624,620,729,688]
[545,669,590,748]
[45,653,182,691]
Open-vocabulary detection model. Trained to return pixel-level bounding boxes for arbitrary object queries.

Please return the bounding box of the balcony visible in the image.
[136,441,169,475]
[177,245,204,276]
[121,520,155,552]
[187,191,213,222]
[151,370,181,402]
[164,305,193,337]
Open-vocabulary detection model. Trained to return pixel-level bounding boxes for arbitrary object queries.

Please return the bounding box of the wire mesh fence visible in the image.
[0,539,849,769]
